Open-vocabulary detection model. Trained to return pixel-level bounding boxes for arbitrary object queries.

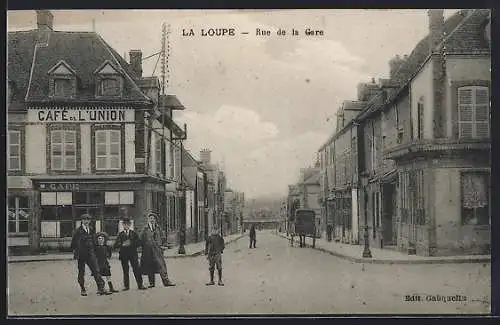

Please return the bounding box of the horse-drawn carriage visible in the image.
[288,208,316,248]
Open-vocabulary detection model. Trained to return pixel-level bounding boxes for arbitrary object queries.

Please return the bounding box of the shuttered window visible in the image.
[95,130,121,170]
[51,130,77,171]
[458,86,490,139]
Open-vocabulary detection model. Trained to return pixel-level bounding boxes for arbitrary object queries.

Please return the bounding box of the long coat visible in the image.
[139,225,168,275]
[71,225,98,260]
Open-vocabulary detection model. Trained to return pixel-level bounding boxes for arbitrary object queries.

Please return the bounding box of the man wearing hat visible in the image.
[114,217,146,291]
[70,213,110,296]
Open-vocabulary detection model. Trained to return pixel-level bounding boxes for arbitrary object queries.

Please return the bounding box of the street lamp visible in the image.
[361,174,372,258]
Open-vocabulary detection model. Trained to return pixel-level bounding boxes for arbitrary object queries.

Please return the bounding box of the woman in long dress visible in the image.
[139,213,176,288]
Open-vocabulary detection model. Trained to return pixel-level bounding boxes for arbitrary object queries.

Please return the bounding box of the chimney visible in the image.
[36,10,53,31]
[129,50,143,78]
[200,149,212,165]
[428,9,445,53]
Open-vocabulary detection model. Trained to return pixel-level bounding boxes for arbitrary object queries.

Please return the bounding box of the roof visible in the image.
[8,30,152,105]
[302,171,320,185]
[351,9,490,123]
[160,94,186,110]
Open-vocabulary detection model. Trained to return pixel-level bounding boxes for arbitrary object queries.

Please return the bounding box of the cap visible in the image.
[122,217,132,224]
[96,232,108,240]
[81,214,91,220]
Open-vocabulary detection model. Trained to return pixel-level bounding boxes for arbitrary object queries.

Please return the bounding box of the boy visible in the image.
[204,226,225,286]
[95,232,119,293]
[114,217,146,291]
[70,213,110,296]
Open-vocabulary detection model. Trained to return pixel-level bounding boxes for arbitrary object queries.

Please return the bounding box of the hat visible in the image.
[81,213,92,220]
[96,232,108,240]
[147,212,158,221]
[122,217,132,224]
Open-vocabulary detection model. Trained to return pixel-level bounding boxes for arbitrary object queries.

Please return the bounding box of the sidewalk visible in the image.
[277,232,490,265]
[8,233,245,264]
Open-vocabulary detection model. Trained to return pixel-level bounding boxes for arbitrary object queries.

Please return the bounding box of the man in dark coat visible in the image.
[205,226,225,286]
[70,213,110,296]
[114,217,146,291]
[140,213,176,288]
[249,224,256,248]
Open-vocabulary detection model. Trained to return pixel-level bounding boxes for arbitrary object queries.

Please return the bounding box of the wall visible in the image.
[445,56,491,138]
[432,159,490,255]
[410,60,434,139]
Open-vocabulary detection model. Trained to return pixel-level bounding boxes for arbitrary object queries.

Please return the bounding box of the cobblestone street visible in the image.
[8,231,490,315]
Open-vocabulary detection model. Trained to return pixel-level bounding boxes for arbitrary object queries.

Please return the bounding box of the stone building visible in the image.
[7,10,186,251]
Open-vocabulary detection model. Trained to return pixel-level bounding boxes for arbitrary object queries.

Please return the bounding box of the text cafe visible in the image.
[31,176,161,249]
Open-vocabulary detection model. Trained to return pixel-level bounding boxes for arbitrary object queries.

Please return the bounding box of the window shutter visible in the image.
[458,88,474,138]
[475,87,490,138]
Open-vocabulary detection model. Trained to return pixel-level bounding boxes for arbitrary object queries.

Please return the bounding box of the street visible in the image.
[8,230,490,315]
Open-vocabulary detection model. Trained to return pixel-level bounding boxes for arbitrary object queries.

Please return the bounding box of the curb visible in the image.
[277,233,491,265]
[8,234,245,264]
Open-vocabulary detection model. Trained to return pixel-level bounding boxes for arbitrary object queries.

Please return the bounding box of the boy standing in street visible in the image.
[205,227,225,286]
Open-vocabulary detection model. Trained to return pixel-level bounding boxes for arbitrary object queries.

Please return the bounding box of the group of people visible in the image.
[71,212,227,296]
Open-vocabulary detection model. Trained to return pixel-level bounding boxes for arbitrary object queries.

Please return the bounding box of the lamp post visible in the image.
[361,174,372,258]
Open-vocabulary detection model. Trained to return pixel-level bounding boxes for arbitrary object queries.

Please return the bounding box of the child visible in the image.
[95,232,119,294]
[204,226,225,286]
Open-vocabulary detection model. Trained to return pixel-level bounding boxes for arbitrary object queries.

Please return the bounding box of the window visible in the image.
[417,101,424,139]
[54,78,74,98]
[155,135,165,176]
[458,86,490,139]
[40,192,74,238]
[8,196,30,234]
[95,130,121,170]
[8,130,21,171]
[400,170,425,225]
[99,78,120,97]
[461,171,490,225]
[51,130,76,171]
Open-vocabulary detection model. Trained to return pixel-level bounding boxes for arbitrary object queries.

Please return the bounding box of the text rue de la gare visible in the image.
[182,28,324,37]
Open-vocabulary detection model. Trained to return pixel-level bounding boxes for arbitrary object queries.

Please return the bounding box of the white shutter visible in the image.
[475,87,490,138]
[458,88,474,139]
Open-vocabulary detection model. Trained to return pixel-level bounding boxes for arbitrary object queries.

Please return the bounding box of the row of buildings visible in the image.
[7,10,245,252]
[289,9,491,256]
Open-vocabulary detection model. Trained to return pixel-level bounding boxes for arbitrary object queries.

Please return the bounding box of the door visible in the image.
[382,183,396,245]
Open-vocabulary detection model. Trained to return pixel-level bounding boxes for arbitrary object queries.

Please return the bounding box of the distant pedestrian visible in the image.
[140,213,176,288]
[249,224,256,248]
[114,217,146,291]
[205,226,225,286]
[70,214,109,296]
[327,224,333,242]
[95,232,119,293]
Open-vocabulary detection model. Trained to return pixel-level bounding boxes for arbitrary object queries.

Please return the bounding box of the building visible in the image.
[199,149,217,235]
[7,10,187,251]
[181,148,208,244]
[317,9,491,256]
[223,189,245,234]
[319,98,366,244]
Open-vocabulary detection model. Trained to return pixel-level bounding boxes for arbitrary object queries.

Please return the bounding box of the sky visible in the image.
[8,9,459,199]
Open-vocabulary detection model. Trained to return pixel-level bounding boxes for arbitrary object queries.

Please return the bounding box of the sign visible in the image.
[38,183,80,191]
[34,109,126,123]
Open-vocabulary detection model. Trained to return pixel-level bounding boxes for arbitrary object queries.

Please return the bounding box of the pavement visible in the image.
[277,232,491,264]
[8,233,245,264]
[7,230,490,315]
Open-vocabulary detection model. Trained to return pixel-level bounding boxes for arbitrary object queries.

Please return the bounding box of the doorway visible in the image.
[382,182,397,246]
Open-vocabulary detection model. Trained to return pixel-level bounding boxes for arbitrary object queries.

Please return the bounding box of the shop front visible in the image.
[31,175,166,250]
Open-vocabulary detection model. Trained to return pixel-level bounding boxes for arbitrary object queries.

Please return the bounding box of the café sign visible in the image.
[38,183,80,191]
[32,109,126,123]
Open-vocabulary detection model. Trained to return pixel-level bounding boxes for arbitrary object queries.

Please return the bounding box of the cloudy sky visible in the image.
[8,9,458,199]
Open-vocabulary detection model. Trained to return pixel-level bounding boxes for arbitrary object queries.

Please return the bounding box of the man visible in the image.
[70,213,110,296]
[140,213,176,288]
[205,226,225,286]
[249,224,256,248]
[114,217,147,291]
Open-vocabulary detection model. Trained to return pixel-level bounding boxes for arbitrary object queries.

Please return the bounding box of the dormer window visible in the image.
[99,78,120,97]
[94,61,123,98]
[47,60,77,99]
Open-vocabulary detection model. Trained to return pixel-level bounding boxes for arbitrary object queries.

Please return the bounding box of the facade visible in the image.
[223,189,245,234]
[317,9,491,256]
[198,149,218,237]
[7,11,186,250]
